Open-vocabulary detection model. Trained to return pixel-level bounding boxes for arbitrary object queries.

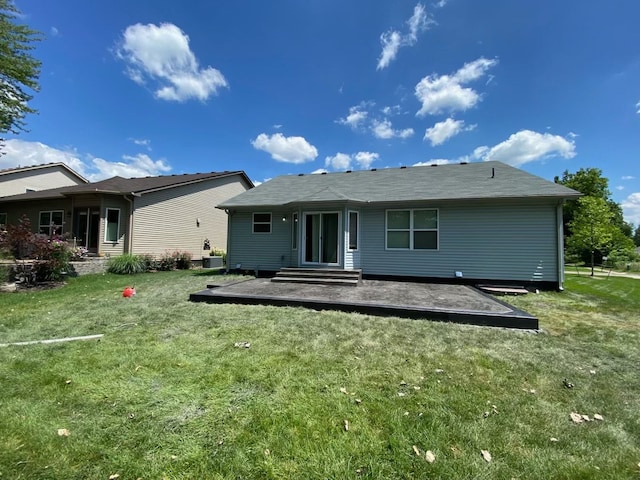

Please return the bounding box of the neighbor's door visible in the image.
[303,212,340,265]
[73,208,100,253]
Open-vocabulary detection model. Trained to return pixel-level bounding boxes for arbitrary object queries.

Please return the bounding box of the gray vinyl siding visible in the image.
[131,175,249,258]
[227,210,293,271]
[360,201,560,282]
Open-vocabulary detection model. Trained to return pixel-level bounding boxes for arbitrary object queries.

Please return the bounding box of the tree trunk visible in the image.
[590,250,595,277]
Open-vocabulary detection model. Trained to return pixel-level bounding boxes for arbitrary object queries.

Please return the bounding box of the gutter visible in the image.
[123,194,135,254]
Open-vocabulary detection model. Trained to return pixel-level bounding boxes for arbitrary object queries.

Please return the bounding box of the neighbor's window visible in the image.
[0,212,7,229]
[39,210,64,236]
[292,212,298,249]
[386,209,438,250]
[348,211,359,250]
[105,208,120,243]
[253,212,272,233]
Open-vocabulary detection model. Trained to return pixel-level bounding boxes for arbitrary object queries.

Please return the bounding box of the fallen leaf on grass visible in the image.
[340,387,348,395]
[550,437,559,442]
[412,445,420,456]
[264,449,270,456]
[425,450,436,463]
[594,414,604,421]
[570,412,584,424]
[344,420,350,431]
[109,475,120,480]
[481,450,492,462]
[57,428,70,437]
[581,414,591,422]
[354,398,362,405]
[65,379,72,385]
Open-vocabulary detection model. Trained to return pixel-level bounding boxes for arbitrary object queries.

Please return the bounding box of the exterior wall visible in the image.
[99,196,129,257]
[131,175,249,258]
[227,199,562,283]
[226,209,293,272]
[359,200,560,283]
[0,167,85,197]
[0,199,73,234]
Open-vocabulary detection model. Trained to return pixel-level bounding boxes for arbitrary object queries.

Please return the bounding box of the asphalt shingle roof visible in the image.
[0,171,252,202]
[218,161,580,208]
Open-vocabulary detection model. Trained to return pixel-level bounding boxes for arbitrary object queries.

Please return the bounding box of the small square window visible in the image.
[253,213,272,234]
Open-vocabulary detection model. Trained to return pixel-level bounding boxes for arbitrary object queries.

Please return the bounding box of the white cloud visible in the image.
[474,130,576,166]
[251,133,318,164]
[273,124,283,130]
[310,168,328,174]
[372,119,414,139]
[434,0,448,7]
[337,105,369,129]
[621,192,640,226]
[424,118,475,146]
[381,105,401,116]
[0,139,172,182]
[622,175,636,180]
[415,57,498,116]
[50,26,59,37]
[116,22,228,102]
[325,152,352,170]
[324,151,380,171]
[413,159,453,166]
[354,151,380,169]
[130,138,151,150]
[636,101,640,114]
[616,186,625,191]
[377,3,434,70]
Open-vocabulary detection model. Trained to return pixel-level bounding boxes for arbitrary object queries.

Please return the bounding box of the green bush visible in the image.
[0,264,11,283]
[210,246,227,265]
[139,254,157,271]
[173,250,192,270]
[107,254,147,275]
[157,252,175,271]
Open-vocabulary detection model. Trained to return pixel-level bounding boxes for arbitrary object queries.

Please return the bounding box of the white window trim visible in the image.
[252,212,272,234]
[347,210,359,251]
[104,208,121,243]
[38,210,65,236]
[292,212,299,250]
[385,208,439,251]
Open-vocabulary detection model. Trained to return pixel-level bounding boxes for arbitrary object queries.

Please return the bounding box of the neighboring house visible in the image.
[0,163,88,198]
[0,171,253,258]
[218,161,581,289]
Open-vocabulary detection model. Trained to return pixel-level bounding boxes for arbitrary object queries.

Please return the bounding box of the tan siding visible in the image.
[0,199,73,233]
[0,167,84,197]
[131,175,249,258]
[100,196,128,257]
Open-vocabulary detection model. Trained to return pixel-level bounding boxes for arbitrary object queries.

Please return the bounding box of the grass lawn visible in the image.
[1,271,639,479]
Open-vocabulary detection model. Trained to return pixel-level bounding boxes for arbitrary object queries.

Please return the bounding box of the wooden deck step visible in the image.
[272,268,362,286]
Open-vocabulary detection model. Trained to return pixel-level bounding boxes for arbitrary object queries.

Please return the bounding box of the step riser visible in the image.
[271,277,359,287]
[272,268,362,286]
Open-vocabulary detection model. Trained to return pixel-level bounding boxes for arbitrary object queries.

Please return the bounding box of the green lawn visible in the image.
[1,271,639,479]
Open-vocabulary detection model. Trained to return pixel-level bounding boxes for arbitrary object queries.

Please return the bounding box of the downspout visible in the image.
[556,202,565,291]
[225,209,232,273]
[124,194,134,254]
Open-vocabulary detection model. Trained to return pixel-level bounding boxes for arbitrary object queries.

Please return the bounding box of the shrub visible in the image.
[0,264,11,283]
[32,237,73,281]
[139,254,157,271]
[173,250,192,270]
[210,246,227,265]
[107,254,146,275]
[157,252,175,271]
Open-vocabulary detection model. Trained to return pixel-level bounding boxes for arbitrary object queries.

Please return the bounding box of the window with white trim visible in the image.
[292,213,298,249]
[348,211,359,251]
[386,209,438,250]
[105,208,120,243]
[39,210,64,236]
[253,212,272,234]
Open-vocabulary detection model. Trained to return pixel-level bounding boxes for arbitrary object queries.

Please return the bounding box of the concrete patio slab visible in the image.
[189,278,538,329]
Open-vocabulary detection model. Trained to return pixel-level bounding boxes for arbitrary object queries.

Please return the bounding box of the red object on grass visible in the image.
[122,286,136,298]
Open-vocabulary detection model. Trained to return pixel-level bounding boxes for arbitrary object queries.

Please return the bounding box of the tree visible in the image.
[0,0,41,143]
[567,196,615,276]
[634,225,640,247]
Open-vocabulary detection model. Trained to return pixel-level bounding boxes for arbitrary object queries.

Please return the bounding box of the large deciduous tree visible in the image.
[567,196,615,276]
[0,0,41,143]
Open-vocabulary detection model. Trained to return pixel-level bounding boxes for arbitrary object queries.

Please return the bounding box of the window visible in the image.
[39,210,64,236]
[386,209,438,250]
[292,213,298,249]
[105,208,120,243]
[0,213,6,229]
[348,211,359,250]
[253,213,272,233]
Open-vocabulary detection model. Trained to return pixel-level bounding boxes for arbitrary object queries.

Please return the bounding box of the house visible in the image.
[217,161,580,289]
[0,171,253,258]
[0,163,88,198]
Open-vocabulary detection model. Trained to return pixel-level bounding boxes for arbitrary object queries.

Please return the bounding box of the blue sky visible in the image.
[3,1,640,224]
